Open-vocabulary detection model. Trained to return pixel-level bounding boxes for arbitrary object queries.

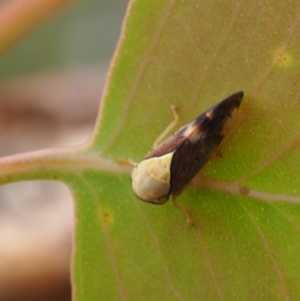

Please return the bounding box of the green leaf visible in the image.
[81,0,300,300]
[1,0,300,300]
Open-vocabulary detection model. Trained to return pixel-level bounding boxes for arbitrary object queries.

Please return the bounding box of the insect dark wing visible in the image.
[170,91,243,195]
[144,136,186,159]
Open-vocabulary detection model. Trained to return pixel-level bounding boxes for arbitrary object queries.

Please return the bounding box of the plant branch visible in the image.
[0,148,132,184]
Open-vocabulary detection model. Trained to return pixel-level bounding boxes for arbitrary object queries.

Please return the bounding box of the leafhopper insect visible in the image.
[131,91,243,224]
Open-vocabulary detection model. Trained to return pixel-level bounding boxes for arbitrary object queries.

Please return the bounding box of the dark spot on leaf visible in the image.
[239,186,250,195]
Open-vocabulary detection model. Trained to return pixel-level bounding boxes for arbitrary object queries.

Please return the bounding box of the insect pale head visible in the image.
[131,152,174,204]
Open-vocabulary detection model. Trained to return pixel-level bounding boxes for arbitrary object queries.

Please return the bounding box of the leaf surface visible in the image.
[5,1,300,300]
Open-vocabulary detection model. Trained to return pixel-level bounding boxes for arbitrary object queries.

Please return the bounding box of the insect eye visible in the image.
[148,196,169,205]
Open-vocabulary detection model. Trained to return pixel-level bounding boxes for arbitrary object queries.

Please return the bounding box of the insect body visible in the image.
[131,91,243,207]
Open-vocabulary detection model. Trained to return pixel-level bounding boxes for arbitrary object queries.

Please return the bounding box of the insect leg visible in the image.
[172,194,194,227]
[153,105,179,148]
[117,158,137,167]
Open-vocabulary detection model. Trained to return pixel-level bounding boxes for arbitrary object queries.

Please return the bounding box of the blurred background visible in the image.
[0,0,129,300]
